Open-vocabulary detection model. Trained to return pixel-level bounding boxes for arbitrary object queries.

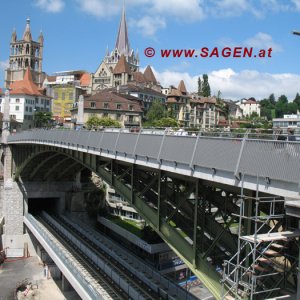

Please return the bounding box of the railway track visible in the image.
[36,215,123,299]
[39,212,161,300]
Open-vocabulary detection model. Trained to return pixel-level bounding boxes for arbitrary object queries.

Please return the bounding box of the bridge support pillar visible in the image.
[2,145,24,257]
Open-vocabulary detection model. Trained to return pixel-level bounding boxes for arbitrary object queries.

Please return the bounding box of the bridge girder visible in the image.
[10,143,294,300]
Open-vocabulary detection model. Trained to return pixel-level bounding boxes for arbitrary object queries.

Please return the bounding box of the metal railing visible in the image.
[8,129,300,187]
[24,214,102,300]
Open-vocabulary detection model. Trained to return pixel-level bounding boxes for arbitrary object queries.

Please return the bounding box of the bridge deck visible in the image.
[7,129,300,198]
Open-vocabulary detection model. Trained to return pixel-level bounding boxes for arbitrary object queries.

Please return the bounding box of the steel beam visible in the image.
[193,179,199,268]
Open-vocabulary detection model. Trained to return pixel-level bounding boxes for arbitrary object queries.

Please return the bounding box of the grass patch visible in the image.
[108,216,143,238]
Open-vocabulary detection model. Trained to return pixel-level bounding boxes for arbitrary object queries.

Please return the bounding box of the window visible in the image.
[41,99,44,104]
[16,98,20,103]
[90,102,96,108]
[29,107,32,112]
[54,91,58,100]
[25,107,28,112]
[104,103,108,109]
[35,98,38,104]
[61,93,65,100]
[15,106,19,111]
[69,92,74,100]
[116,114,121,120]
[129,105,133,111]
[103,113,108,118]
[117,104,121,110]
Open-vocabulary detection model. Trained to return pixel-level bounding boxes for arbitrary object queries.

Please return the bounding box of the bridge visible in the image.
[2,129,300,299]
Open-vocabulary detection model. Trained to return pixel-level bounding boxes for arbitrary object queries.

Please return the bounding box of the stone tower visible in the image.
[5,18,46,88]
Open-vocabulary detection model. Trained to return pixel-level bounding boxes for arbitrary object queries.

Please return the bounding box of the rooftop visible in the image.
[10,67,49,98]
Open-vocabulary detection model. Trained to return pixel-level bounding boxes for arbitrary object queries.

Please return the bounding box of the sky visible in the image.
[0,0,300,100]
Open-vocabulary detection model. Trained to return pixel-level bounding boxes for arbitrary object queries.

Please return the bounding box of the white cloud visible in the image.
[150,66,300,100]
[210,0,261,18]
[77,0,205,21]
[35,0,64,13]
[291,0,300,11]
[245,32,282,52]
[75,1,300,38]
[151,0,205,21]
[130,16,166,38]
[0,60,8,71]
[77,0,118,18]
[260,0,291,12]
[76,0,121,18]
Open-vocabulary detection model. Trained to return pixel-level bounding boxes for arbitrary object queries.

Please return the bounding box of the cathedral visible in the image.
[90,5,160,93]
[91,5,139,92]
[5,18,46,88]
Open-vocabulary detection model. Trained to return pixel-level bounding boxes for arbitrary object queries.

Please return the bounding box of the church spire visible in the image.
[23,18,32,42]
[115,2,130,56]
[11,28,17,43]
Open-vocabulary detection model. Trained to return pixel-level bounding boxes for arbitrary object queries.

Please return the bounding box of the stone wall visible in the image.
[4,181,23,235]
[2,181,25,256]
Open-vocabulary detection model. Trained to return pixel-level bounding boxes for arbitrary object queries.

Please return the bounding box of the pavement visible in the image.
[0,256,80,300]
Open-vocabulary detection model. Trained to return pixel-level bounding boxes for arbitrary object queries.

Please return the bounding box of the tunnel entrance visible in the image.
[28,198,61,215]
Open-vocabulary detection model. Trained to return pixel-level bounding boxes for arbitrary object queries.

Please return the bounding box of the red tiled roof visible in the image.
[83,91,142,112]
[178,80,187,94]
[113,54,131,74]
[143,65,157,83]
[47,75,56,82]
[132,72,146,83]
[10,67,49,97]
[80,72,90,87]
[166,97,178,103]
[191,96,217,104]
[168,88,182,97]
[105,84,165,98]
[244,100,257,104]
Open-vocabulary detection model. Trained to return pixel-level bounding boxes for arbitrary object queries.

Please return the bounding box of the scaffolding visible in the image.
[222,181,299,300]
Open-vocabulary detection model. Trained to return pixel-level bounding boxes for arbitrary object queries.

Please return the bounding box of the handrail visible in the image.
[24,214,102,300]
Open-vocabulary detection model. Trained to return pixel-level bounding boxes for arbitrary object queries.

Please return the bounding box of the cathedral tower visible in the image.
[91,4,139,92]
[5,18,46,88]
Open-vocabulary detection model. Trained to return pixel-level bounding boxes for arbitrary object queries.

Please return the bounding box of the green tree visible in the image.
[146,100,166,123]
[98,117,121,127]
[86,115,101,129]
[268,93,276,105]
[259,95,277,120]
[287,102,298,114]
[167,106,176,119]
[153,117,178,127]
[197,77,202,96]
[217,90,222,101]
[34,111,52,128]
[250,111,259,120]
[275,101,286,118]
[86,116,121,129]
[278,95,288,104]
[293,92,300,109]
[202,74,211,97]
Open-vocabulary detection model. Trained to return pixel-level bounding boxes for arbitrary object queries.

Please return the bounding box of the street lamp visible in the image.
[292,30,300,36]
